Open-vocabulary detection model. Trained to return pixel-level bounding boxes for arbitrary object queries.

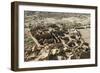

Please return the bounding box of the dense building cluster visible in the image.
[24,23,90,61]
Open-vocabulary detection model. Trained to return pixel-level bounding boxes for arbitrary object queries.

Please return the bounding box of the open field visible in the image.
[78,28,90,44]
